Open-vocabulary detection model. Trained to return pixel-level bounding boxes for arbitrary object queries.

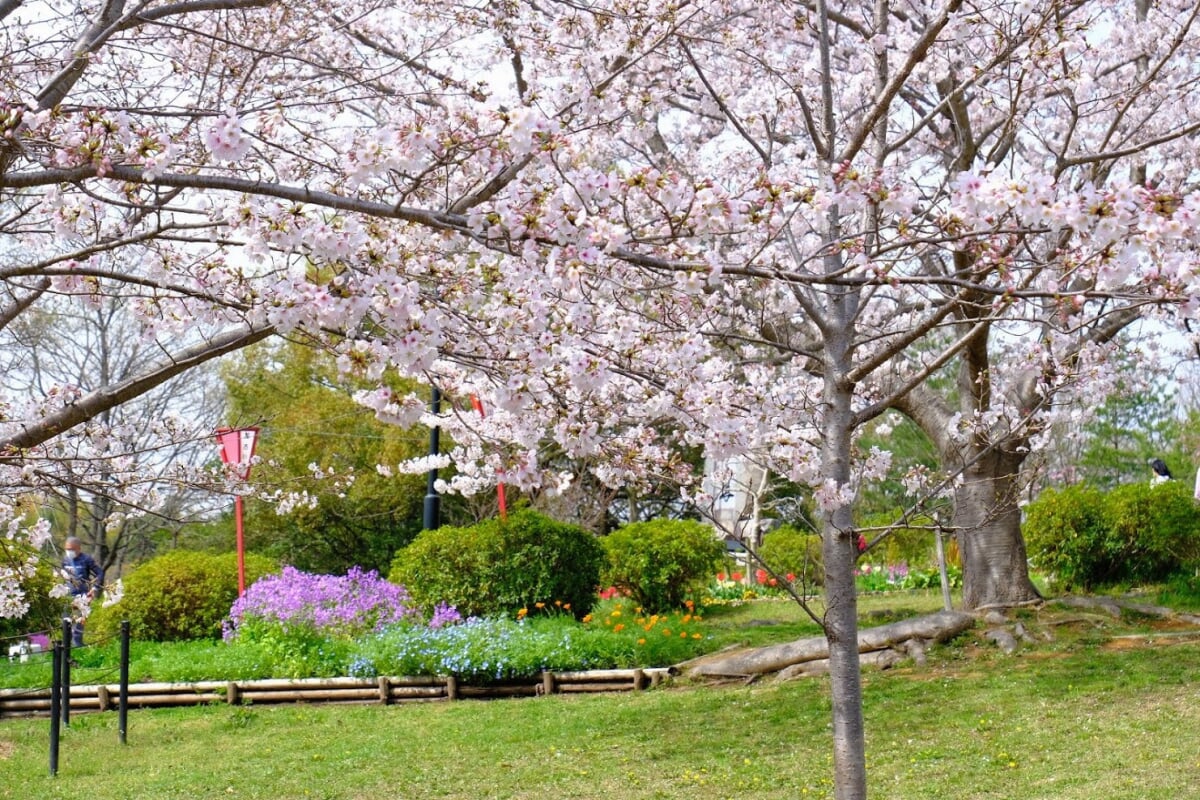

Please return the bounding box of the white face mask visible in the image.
[65,551,77,562]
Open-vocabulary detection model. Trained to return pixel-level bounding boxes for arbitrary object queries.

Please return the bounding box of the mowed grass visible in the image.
[4,595,1200,799]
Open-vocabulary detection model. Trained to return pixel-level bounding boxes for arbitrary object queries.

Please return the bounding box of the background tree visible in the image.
[220,340,434,574]
[0,294,227,578]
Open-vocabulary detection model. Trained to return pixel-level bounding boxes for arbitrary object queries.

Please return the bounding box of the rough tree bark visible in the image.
[687,610,975,678]
[952,448,1042,610]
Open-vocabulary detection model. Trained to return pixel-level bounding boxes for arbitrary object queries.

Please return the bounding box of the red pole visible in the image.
[217,427,258,597]
[234,495,246,596]
[470,396,508,520]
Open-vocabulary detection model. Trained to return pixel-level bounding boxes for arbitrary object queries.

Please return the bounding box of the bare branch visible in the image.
[840,0,964,165]
[0,323,274,455]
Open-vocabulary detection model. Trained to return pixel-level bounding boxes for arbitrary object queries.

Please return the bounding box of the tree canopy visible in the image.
[5,4,1200,798]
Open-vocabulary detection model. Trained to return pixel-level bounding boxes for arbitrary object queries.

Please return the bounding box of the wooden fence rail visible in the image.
[0,668,673,718]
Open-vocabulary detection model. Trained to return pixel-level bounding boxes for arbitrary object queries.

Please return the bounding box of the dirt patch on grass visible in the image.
[1102,630,1200,650]
[0,739,15,760]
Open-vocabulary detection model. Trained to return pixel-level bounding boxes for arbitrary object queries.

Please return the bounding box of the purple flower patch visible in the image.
[224,566,426,640]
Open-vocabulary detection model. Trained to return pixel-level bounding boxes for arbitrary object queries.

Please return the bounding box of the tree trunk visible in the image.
[822,352,867,800]
[954,448,1041,610]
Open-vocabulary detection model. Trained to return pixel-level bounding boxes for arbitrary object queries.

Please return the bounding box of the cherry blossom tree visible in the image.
[4,292,229,566]
[5,2,1200,798]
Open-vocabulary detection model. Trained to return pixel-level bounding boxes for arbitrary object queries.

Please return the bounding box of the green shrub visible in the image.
[1023,484,1110,590]
[856,511,938,568]
[1154,573,1200,612]
[0,541,65,640]
[898,564,962,590]
[600,519,726,613]
[389,509,603,619]
[89,550,279,641]
[758,525,823,587]
[1024,480,1200,590]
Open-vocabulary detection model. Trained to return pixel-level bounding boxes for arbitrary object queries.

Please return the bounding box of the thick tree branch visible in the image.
[840,0,964,165]
[0,277,50,333]
[0,323,274,455]
[35,0,276,110]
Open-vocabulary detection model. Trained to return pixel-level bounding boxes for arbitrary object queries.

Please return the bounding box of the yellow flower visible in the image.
[610,609,621,618]
[662,629,671,636]
[692,633,703,639]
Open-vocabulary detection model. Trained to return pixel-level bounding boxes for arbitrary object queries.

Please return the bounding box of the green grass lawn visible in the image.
[4,593,1200,799]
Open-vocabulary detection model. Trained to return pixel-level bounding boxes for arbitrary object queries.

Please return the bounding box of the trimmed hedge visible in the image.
[600,519,726,613]
[1023,480,1200,590]
[389,509,603,619]
[89,550,279,641]
[758,525,823,587]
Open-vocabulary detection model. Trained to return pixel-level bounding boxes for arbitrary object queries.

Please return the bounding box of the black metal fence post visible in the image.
[60,617,72,726]
[119,620,130,744]
[49,643,61,777]
[423,385,442,531]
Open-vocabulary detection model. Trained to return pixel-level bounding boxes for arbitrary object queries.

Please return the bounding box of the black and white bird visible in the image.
[1150,458,1173,483]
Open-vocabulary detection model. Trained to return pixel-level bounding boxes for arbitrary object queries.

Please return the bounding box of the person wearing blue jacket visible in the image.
[63,536,103,646]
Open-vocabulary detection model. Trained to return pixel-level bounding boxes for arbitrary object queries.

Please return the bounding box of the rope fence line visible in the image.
[1,667,675,718]
[0,628,53,644]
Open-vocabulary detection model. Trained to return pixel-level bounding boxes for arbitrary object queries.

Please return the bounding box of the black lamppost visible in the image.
[423,385,441,530]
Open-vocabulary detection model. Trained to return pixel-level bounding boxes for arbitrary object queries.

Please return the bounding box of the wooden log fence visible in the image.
[0,668,674,719]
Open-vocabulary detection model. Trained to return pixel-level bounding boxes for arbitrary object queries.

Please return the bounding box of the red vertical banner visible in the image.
[217,427,259,596]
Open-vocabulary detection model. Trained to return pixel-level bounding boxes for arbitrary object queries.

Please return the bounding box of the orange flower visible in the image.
[662,629,671,636]
[637,638,646,646]
[563,603,571,610]
[613,623,625,633]
[517,608,528,619]
[692,633,703,639]
[680,631,688,638]
[535,601,545,609]
[582,613,593,623]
